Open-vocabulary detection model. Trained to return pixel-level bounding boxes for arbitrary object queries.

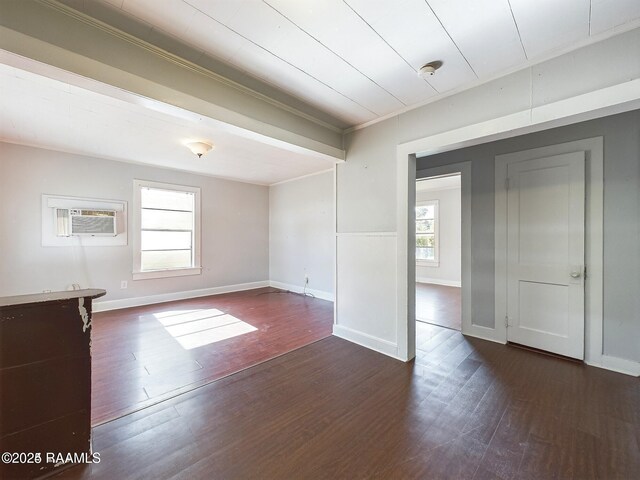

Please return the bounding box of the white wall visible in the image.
[269,171,334,299]
[0,143,269,305]
[415,186,461,286]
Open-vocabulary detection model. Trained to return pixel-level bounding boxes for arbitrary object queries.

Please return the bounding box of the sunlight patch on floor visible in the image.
[152,308,257,350]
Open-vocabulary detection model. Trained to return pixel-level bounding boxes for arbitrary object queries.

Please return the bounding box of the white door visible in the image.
[506,151,585,359]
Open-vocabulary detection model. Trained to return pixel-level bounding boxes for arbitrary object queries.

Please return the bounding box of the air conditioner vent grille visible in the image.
[68,210,117,236]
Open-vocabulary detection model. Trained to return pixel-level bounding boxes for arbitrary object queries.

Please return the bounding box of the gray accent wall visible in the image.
[0,142,269,301]
[416,109,640,362]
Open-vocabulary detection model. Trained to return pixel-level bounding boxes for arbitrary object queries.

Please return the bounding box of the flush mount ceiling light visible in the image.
[186,141,214,158]
[418,61,443,78]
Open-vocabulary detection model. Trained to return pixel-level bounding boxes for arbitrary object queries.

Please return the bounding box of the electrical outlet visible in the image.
[120,280,128,289]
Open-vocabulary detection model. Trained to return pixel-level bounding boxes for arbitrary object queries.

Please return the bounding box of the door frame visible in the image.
[395,79,638,368]
[494,137,603,364]
[416,163,474,337]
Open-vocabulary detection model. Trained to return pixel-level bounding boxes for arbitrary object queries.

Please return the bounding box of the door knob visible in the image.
[570,271,582,278]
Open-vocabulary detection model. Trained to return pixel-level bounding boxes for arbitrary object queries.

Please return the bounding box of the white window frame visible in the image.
[132,179,202,280]
[416,199,439,267]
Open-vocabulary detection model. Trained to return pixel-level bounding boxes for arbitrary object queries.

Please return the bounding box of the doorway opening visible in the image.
[415,173,462,334]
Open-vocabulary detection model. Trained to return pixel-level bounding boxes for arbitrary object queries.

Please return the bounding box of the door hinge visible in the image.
[584,265,587,279]
[505,315,509,328]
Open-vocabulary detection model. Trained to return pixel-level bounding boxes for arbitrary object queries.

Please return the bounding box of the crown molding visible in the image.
[37,0,344,135]
[345,20,640,135]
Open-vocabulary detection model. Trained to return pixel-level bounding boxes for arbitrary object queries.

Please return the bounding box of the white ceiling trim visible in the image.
[269,167,335,187]
[416,174,461,192]
[0,49,341,164]
[7,0,639,146]
[399,78,640,159]
[0,138,273,186]
[0,56,342,186]
[39,0,344,134]
[345,18,640,134]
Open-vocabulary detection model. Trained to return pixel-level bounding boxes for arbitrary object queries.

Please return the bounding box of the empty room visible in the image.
[1,1,639,479]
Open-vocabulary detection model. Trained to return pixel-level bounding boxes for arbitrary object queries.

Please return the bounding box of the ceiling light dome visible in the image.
[186,141,214,158]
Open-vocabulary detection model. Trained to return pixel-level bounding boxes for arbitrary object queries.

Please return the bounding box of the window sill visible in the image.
[417,260,439,267]
[133,267,202,281]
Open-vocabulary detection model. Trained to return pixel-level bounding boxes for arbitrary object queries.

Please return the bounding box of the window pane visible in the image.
[416,202,437,262]
[416,247,434,260]
[426,234,435,247]
[416,234,435,247]
[141,188,194,211]
[142,250,192,270]
[416,219,434,233]
[416,205,434,219]
[142,209,193,230]
[142,231,192,251]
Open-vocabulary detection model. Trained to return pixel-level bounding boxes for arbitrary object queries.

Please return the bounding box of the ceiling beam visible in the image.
[0,0,345,161]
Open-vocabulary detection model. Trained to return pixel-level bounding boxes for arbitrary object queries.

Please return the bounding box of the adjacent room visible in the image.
[415,174,462,331]
[414,173,463,368]
[0,62,337,426]
[1,1,639,479]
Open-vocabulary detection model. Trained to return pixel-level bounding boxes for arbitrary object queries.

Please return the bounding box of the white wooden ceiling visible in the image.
[417,174,461,192]
[75,0,640,126]
[2,0,639,185]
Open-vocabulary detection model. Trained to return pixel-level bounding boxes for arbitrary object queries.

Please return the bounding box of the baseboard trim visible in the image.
[463,326,639,377]
[93,281,270,312]
[462,324,507,345]
[586,354,640,377]
[416,278,461,287]
[333,324,403,360]
[268,280,334,302]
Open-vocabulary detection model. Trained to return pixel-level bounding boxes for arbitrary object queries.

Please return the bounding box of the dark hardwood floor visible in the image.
[91,288,333,425]
[59,323,639,479]
[416,282,461,330]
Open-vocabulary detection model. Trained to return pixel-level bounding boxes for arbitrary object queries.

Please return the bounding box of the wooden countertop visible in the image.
[0,289,106,308]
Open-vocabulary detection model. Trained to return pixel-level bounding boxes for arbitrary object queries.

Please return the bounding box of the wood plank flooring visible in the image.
[91,288,333,425]
[416,282,461,330]
[59,323,639,479]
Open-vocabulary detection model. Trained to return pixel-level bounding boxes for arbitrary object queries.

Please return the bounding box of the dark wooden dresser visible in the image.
[0,289,105,479]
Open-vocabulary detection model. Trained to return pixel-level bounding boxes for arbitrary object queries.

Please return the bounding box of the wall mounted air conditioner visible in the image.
[66,209,118,236]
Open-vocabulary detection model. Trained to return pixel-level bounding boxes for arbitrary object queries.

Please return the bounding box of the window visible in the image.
[416,200,439,265]
[133,180,201,280]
